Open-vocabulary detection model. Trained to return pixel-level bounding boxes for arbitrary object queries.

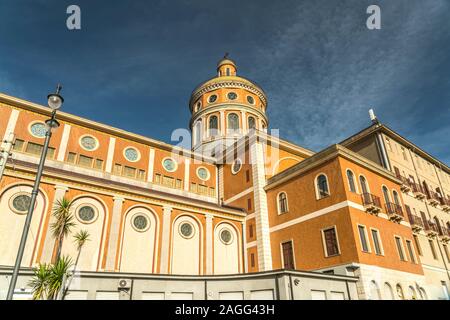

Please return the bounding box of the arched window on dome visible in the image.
[227,113,240,133]
[194,120,202,146]
[248,116,256,131]
[209,115,218,137]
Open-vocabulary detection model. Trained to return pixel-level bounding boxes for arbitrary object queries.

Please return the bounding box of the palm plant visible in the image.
[28,263,51,300]
[51,197,76,263]
[47,255,73,300]
[62,230,90,300]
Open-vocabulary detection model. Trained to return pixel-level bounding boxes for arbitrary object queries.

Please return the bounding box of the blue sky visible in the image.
[0,0,449,164]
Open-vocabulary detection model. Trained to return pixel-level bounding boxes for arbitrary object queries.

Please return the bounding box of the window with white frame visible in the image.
[405,240,417,264]
[322,227,340,257]
[316,174,329,199]
[358,225,370,253]
[346,170,357,193]
[277,192,288,214]
[395,236,406,261]
[371,229,383,255]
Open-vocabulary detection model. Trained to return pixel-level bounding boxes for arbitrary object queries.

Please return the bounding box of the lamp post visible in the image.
[6,85,63,300]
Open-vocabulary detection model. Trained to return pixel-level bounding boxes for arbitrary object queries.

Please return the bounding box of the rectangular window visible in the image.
[322,227,339,257]
[249,224,253,238]
[137,169,146,180]
[371,229,383,255]
[395,236,406,261]
[247,198,252,211]
[250,253,255,268]
[413,235,422,256]
[67,152,77,163]
[13,139,24,151]
[154,173,161,184]
[281,241,295,270]
[401,147,408,161]
[246,170,250,182]
[190,182,197,193]
[198,184,208,195]
[94,159,103,170]
[78,155,93,167]
[209,187,215,197]
[46,147,55,159]
[25,142,43,155]
[114,164,122,175]
[385,138,392,151]
[175,179,182,189]
[406,240,416,264]
[123,166,137,178]
[443,245,450,263]
[358,225,370,253]
[429,239,438,260]
[162,175,174,188]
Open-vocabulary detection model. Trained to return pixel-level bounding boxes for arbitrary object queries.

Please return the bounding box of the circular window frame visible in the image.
[227,92,238,101]
[75,204,99,224]
[219,227,234,245]
[123,147,141,163]
[208,94,218,104]
[196,166,210,181]
[231,158,242,175]
[246,95,255,105]
[162,157,178,173]
[28,121,47,139]
[179,221,195,239]
[79,134,99,152]
[9,192,32,215]
[131,213,150,232]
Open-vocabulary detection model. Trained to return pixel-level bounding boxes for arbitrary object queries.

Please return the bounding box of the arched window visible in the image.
[209,115,218,137]
[227,113,239,132]
[278,192,288,214]
[369,281,381,300]
[409,286,418,300]
[248,116,256,130]
[316,174,329,199]
[194,121,202,146]
[384,283,395,300]
[382,186,390,204]
[347,170,356,193]
[396,284,405,300]
[359,176,369,194]
[392,190,401,206]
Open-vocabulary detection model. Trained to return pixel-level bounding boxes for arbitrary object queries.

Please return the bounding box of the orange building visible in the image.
[0,56,449,300]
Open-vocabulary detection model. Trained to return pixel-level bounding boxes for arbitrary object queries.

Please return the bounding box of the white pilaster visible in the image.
[56,124,71,161]
[205,214,213,275]
[184,158,190,191]
[105,137,116,173]
[250,140,273,271]
[159,206,172,274]
[218,165,224,202]
[105,196,124,271]
[147,148,155,182]
[242,221,248,273]
[1,109,19,149]
[241,111,247,135]
[220,110,225,136]
[41,185,69,263]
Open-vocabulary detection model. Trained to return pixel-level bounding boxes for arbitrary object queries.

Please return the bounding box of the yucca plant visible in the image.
[62,230,90,300]
[28,263,51,300]
[47,255,73,300]
[51,197,76,263]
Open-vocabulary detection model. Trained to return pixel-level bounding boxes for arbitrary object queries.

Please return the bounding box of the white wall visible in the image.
[171,215,201,275]
[214,223,239,275]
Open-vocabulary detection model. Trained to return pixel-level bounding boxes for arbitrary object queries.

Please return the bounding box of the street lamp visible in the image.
[6,85,63,300]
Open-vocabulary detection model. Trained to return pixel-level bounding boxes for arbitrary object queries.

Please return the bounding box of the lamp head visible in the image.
[47,84,64,110]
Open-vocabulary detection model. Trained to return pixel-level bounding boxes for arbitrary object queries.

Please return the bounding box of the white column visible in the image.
[105,196,124,271]
[159,206,172,274]
[220,110,226,136]
[205,214,213,275]
[250,140,273,271]
[105,137,116,173]
[147,148,155,182]
[218,165,224,202]
[241,111,247,135]
[1,109,19,149]
[56,124,71,161]
[184,158,190,191]
[41,185,69,263]
[241,221,248,273]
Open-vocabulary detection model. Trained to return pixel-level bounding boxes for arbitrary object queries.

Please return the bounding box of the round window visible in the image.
[162,158,177,172]
[77,206,96,223]
[133,214,149,231]
[80,135,98,151]
[10,194,31,214]
[227,92,237,100]
[208,95,218,103]
[124,147,140,162]
[246,96,255,104]
[231,159,242,174]
[179,222,194,239]
[30,122,47,138]
[197,167,210,181]
[220,229,233,244]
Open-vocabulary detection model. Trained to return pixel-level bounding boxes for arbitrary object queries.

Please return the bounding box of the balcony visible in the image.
[424,220,439,238]
[407,214,424,233]
[385,202,404,222]
[396,175,412,193]
[426,191,440,207]
[438,227,450,242]
[410,183,426,200]
[362,193,382,214]
[442,198,450,212]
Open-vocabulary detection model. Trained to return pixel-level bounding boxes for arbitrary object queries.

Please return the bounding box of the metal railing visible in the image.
[385,202,404,217]
[361,193,381,208]
[407,214,424,229]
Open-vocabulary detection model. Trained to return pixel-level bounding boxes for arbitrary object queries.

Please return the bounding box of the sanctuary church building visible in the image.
[0,57,449,300]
